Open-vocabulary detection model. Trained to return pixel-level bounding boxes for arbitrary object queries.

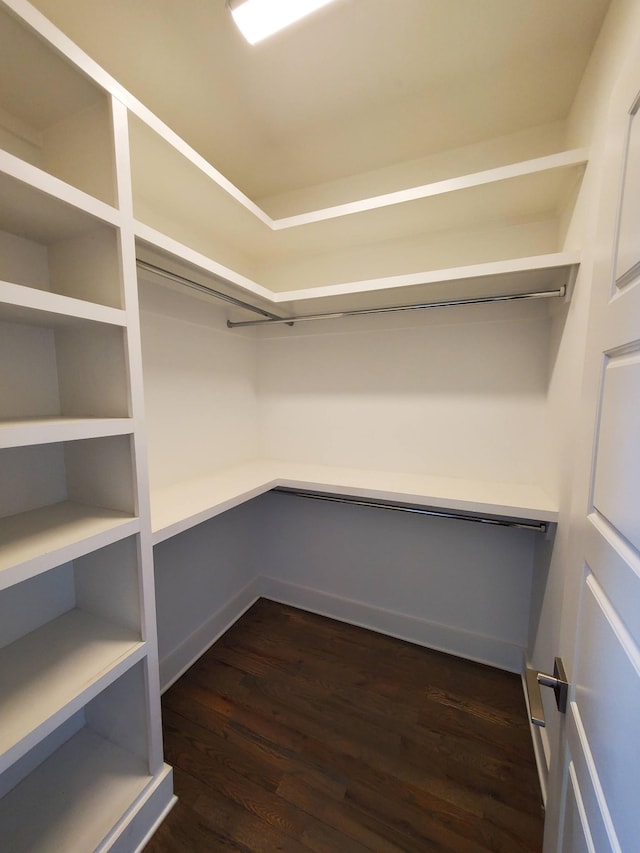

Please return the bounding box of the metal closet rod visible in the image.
[135,259,288,323]
[274,488,548,533]
[227,285,566,327]
[136,258,565,328]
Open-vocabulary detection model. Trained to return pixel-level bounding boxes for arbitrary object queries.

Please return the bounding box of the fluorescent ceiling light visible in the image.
[228,0,339,45]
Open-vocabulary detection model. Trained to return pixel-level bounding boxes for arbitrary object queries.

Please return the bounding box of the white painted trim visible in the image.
[158,577,265,691]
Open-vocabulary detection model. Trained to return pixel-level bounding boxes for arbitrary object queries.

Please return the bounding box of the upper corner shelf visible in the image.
[0,3,117,207]
[129,102,586,302]
[268,148,589,230]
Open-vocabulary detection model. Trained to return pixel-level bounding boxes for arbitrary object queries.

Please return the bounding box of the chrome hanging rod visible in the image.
[227,285,566,328]
[135,259,287,323]
[274,488,548,532]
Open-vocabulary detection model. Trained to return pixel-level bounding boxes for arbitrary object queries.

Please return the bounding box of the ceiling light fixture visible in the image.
[228,0,339,45]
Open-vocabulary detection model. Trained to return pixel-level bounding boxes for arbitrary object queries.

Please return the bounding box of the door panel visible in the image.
[614,101,640,287]
[566,707,616,853]
[584,515,640,649]
[562,763,596,853]
[592,349,640,550]
[545,51,640,851]
[574,572,640,851]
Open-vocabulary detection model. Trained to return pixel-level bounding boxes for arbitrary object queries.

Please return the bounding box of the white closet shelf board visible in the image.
[0,727,152,853]
[269,253,580,315]
[0,609,144,774]
[150,460,559,545]
[0,502,139,589]
[0,417,134,449]
[130,133,585,276]
[150,460,282,544]
[258,158,587,260]
[268,149,589,229]
[0,282,126,327]
[136,224,579,315]
[0,151,120,239]
[130,104,586,233]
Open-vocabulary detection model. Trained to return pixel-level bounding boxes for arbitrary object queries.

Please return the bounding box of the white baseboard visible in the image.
[159,577,266,691]
[261,577,524,673]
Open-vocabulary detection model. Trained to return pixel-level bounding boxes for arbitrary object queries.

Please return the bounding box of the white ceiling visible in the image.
[31,0,610,202]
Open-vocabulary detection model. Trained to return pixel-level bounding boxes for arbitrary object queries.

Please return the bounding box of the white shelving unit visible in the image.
[0,2,173,850]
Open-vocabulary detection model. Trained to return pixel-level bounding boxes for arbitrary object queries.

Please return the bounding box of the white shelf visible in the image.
[0,281,127,327]
[131,109,586,298]
[131,108,586,235]
[0,727,152,853]
[0,416,134,449]
[150,459,558,545]
[0,150,120,238]
[151,460,281,544]
[0,608,144,773]
[137,223,579,320]
[272,252,579,315]
[0,501,139,589]
[270,149,589,229]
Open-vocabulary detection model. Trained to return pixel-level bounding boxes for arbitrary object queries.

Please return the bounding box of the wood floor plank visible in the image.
[145,599,544,852]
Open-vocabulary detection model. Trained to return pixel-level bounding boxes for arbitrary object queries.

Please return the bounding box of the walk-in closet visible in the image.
[1,0,639,850]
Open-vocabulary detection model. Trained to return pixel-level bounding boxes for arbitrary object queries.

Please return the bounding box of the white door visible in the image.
[543,47,640,853]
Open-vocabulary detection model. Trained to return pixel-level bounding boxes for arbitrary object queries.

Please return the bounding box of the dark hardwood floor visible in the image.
[145,598,543,852]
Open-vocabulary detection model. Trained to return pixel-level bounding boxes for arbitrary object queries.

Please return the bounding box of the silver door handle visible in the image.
[525,657,568,727]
